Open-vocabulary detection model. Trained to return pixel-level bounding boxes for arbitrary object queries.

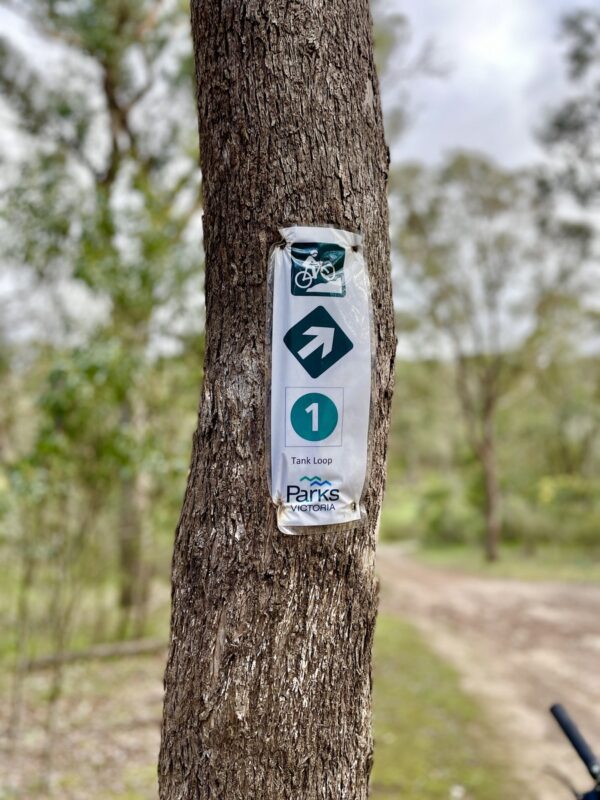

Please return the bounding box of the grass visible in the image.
[0,566,172,665]
[0,609,523,799]
[414,543,600,583]
[372,614,522,800]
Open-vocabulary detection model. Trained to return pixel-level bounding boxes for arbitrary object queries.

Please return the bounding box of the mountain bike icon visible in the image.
[293,250,337,291]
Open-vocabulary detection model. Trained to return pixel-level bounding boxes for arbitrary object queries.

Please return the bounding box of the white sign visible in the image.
[269,225,372,535]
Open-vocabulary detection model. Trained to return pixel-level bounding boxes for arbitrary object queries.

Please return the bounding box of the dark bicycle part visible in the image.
[550,704,600,799]
[551,704,600,781]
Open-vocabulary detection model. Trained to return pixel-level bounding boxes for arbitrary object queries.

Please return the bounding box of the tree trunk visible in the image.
[159,2,395,798]
[481,423,501,563]
[117,398,147,637]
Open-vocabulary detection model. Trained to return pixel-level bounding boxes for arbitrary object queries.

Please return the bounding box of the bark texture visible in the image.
[159,2,395,798]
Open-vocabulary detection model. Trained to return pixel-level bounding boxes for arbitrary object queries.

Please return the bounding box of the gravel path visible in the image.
[3,548,598,799]
[377,545,600,800]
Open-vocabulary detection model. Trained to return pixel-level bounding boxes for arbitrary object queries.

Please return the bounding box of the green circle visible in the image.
[290,392,339,441]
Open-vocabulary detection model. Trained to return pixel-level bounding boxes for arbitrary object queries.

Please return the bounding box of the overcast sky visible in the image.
[389,0,595,168]
[0,0,595,170]
[1,0,598,346]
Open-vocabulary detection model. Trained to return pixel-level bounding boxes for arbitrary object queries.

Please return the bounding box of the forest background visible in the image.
[0,1,598,798]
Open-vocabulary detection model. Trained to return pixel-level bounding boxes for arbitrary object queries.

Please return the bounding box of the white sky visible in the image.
[1,0,598,348]
[0,0,595,168]
[390,0,597,167]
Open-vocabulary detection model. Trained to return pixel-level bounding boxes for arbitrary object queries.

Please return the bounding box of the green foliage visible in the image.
[540,9,600,206]
[535,474,600,548]
[382,347,600,550]
[419,475,482,547]
[381,476,482,547]
[0,0,202,654]
[415,544,600,583]
[385,148,597,557]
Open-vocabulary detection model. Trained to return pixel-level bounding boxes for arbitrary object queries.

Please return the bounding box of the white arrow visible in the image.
[298,326,335,360]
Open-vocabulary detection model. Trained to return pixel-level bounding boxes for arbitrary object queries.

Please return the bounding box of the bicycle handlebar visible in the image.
[551,704,600,781]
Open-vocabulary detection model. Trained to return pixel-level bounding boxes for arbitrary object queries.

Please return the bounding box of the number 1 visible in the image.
[306,402,319,432]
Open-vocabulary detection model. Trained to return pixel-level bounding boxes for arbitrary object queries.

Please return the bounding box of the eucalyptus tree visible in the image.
[392,152,591,561]
[533,7,600,528]
[159,1,396,797]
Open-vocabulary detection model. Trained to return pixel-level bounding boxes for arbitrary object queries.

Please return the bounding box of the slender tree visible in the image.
[159,1,396,797]
[392,153,591,561]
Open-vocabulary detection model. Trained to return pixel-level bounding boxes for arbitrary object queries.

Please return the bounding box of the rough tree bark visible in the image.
[159,2,395,798]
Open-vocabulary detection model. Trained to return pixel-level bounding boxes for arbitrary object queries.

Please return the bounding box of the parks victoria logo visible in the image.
[291,242,346,297]
[286,475,340,511]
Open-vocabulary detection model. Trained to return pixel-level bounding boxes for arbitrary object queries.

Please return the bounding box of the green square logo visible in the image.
[291,242,346,297]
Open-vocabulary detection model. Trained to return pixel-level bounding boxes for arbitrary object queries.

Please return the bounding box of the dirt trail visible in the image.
[3,549,599,799]
[377,545,600,799]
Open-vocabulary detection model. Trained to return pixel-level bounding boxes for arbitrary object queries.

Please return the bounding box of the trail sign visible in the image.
[268,225,373,534]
